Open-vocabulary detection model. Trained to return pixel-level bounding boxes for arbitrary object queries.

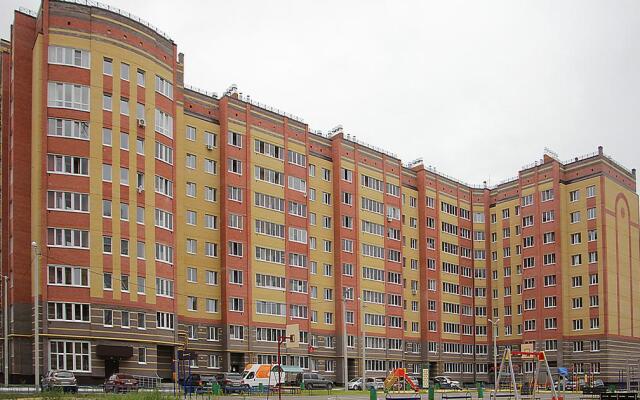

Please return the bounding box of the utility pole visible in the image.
[3,275,8,386]
[488,318,500,400]
[32,242,40,392]
[342,297,348,388]
[360,298,366,391]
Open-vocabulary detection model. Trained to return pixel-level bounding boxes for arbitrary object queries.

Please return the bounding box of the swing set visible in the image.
[494,348,561,400]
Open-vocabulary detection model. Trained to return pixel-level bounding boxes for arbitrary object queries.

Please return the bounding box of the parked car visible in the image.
[104,373,139,393]
[41,370,78,392]
[434,376,462,390]
[296,372,333,390]
[347,377,384,390]
[181,373,206,394]
[214,372,249,394]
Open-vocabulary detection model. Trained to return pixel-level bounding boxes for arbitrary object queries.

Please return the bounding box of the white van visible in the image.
[241,364,285,388]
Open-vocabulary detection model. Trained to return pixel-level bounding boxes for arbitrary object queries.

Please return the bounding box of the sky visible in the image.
[2,0,640,187]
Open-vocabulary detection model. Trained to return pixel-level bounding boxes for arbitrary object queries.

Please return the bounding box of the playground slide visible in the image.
[384,368,419,392]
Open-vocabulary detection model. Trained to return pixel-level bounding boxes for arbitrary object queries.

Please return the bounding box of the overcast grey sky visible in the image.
[3,0,640,187]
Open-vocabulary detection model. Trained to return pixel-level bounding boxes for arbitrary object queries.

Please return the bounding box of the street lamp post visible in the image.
[359,298,366,391]
[342,297,348,389]
[488,318,500,400]
[3,275,8,386]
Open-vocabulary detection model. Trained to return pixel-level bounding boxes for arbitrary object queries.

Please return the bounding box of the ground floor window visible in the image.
[49,340,90,372]
[208,354,220,369]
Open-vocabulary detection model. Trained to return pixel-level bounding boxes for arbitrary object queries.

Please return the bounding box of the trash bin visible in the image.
[429,386,435,400]
[211,382,221,395]
[370,385,377,400]
[477,382,484,398]
[258,382,264,393]
[300,381,305,391]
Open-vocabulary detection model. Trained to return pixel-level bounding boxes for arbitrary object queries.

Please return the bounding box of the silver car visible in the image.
[348,377,384,390]
[41,370,78,392]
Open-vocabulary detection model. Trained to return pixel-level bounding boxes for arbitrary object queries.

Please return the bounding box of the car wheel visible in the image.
[307,384,313,390]
[327,383,333,390]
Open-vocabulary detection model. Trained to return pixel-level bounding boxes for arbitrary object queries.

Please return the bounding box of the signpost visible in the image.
[422,367,430,389]
[277,324,300,400]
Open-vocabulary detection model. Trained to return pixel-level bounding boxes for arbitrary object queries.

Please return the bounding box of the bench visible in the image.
[443,391,472,400]
[279,386,302,395]
[489,393,516,399]
[601,393,639,400]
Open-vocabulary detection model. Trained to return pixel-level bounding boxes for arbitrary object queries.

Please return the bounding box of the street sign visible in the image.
[422,368,429,388]
[178,350,197,360]
[285,324,299,348]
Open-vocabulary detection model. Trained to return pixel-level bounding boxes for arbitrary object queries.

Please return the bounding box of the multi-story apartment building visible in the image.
[1,0,639,385]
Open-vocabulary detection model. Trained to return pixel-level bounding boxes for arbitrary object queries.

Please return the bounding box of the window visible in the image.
[136,69,145,86]
[541,189,554,201]
[156,312,175,330]
[155,278,174,299]
[47,154,89,176]
[155,75,173,99]
[186,182,196,197]
[228,131,243,147]
[187,267,197,283]
[206,271,219,286]
[186,210,197,226]
[155,141,173,164]
[49,340,90,372]
[48,265,89,287]
[103,309,113,326]
[137,275,145,293]
[136,206,145,224]
[187,297,198,311]
[47,191,89,213]
[103,93,112,111]
[48,82,90,111]
[204,242,218,257]
[186,126,196,141]
[137,347,147,364]
[570,211,581,223]
[205,186,218,202]
[47,118,89,140]
[205,159,217,174]
[255,166,284,185]
[155,243,174,264]
[47,302,90,322]
[288,176,307,192]
[155,175,173,197]
[103,273,112,290]
[136,137,145,155]
[120,167,129,186]
[47,228,89,249]
[120,98,129,115]
[186,153,196,169]
[228,241,243,257]
[587,185,596,198]
[154,109,173,138]
[588,207,597,220]
[229,298,245,312]
[228,158,242,174]
[570,190,580,202]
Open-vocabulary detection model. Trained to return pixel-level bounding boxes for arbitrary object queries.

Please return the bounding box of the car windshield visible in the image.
[55,372,74,378]
[226,374,242,380]
[118,374,135,379]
